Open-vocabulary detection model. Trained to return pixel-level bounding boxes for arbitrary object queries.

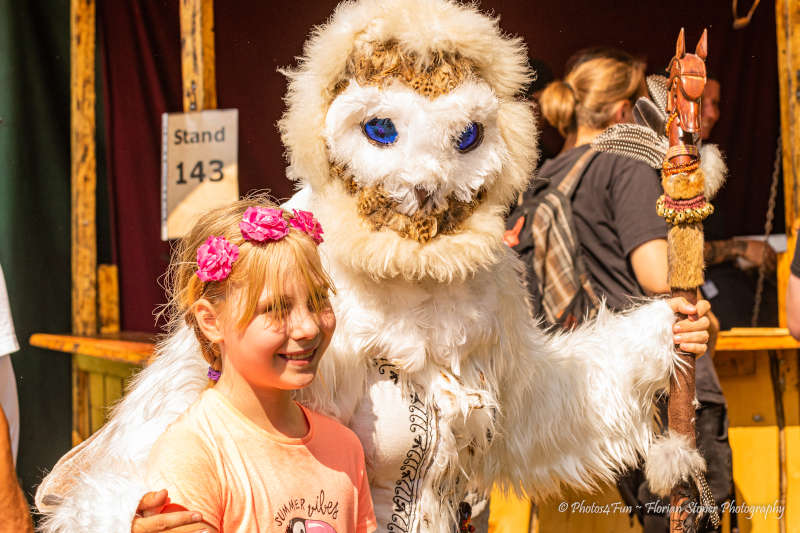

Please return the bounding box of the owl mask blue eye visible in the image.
[363,118,398,145]
[456,122,484,153]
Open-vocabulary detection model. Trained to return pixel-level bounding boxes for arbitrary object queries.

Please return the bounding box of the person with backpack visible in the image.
[538,52,668,314]
[504,50,666,327]
[512,50,730,532]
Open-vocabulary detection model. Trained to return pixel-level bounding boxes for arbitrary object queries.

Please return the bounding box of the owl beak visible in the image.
[415,186,434,212]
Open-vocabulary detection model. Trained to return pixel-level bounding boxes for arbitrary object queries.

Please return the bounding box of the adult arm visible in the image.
[789,275,800,339]
[704,239,776,271]
[0,405,32,533]
[609,158,669,296]
[787,244,800,340]
[630,238,670,295]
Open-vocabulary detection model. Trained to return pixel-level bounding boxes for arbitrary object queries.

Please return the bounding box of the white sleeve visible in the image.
[0,266,19,357]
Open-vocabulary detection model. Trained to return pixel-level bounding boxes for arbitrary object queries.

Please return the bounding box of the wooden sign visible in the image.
[161,109,238,240]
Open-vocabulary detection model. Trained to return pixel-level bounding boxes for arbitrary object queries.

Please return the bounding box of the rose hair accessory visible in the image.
[239,206,324,244]
[207,367,221,382]
[288,209,324,244]
[239,206,289,242]
[195,208,324,283]
[196,236,239,282]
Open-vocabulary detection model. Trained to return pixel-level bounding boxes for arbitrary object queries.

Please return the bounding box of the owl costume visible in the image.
[36,1,722,531]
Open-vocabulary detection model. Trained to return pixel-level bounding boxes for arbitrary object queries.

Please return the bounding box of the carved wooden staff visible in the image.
[658,28,719,533]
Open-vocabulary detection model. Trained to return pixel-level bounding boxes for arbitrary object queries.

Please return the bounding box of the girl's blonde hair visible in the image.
[161,194,335,375]
[539,51,646,137]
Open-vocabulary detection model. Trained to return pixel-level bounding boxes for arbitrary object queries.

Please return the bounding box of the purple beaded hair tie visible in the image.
[207,367,221,382]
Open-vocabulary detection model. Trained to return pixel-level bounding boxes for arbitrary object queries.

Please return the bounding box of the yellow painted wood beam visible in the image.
[488,489,532,532]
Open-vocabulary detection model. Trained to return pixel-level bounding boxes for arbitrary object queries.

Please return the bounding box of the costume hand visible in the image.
[131,490,206,533]
[742,239,777,272]
[667,297,711,356]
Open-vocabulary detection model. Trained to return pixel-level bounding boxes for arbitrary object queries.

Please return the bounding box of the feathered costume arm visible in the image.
[35,322,209,531]
[485,253,682,500]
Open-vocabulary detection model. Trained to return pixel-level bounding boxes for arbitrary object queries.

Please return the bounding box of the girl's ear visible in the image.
[193,298,224,344]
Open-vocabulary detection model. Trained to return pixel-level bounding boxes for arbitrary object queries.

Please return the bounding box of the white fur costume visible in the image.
[36,1,703,532]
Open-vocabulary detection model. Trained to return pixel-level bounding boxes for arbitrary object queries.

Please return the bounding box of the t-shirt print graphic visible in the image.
[285,517,337,533]
[277,490,340,533]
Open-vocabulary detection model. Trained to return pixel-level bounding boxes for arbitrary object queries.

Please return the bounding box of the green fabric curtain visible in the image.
[0,0,73,502]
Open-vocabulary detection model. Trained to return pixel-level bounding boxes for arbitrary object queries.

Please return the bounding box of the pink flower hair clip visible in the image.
[196,236,239,282]
[195,208,323,283]
[239,206,324,245]
[288,209,324,244]
[239,206,289,242]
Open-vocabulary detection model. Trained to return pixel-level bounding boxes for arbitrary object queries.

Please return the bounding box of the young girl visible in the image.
[144,197,376,533]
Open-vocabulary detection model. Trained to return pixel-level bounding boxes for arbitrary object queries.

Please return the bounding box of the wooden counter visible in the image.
[716,327,800,352]
[29,331,155,365]
[30,331,155,444]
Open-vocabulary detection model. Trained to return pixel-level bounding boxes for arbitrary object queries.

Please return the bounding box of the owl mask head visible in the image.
[280,0,537,282]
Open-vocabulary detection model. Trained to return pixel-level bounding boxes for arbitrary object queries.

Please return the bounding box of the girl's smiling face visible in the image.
[217,275,336,392]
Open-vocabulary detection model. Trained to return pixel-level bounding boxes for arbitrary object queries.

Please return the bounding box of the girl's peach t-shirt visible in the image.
[145,388,376,533]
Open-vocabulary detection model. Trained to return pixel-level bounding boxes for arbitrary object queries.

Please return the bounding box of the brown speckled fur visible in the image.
[347,41,476,98]
[661,169,706,288]
[661,168,705,200]
[333,166,485,243]
[667,223,704,289]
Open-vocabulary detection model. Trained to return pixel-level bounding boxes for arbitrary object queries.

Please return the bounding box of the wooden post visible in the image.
[775,6,799,532]
[97,264,120,334]
[180,0,217,112]
[776,0,800,328]
[71,0,97,336]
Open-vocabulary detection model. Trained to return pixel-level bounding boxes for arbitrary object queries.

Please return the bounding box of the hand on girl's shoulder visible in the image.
[131,490,217,533]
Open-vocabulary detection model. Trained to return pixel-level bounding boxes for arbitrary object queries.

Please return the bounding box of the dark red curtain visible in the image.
[100,0,779,332]
[100,1,181,332]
